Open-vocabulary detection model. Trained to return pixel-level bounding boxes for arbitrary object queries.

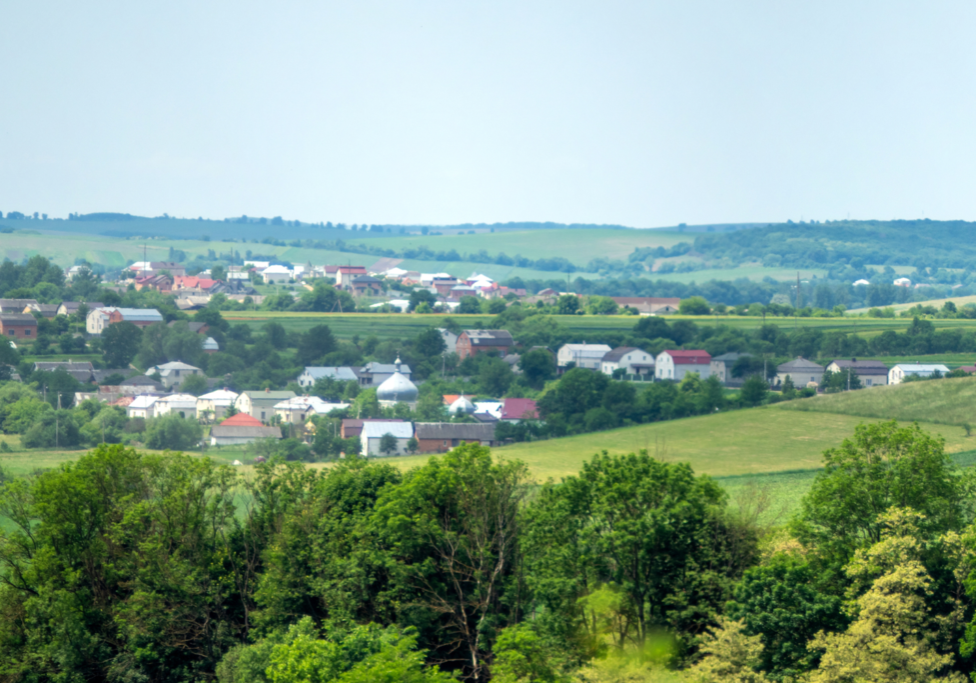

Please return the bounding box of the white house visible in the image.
[437,328,459,355]
[825,359,889,387]
[262,265,292,284]
[600,347,655,376]
[888,363,950,385]
[126,395,159,419]
[557,344,613,371]
[235,390,296,422]
[360,421,414,456]
[144,361,203,389]
[893,277,912,287]
[196,389,239,422]
[274,395,350,424]
[775,357,824,388]
[297,366,358,389]
[152,394,199,418]
[655,350,712,381]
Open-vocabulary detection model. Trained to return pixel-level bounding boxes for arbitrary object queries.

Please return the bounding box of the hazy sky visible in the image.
[2,1,975,227]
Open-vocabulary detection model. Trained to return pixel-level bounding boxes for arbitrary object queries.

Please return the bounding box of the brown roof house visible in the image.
[456,329,515,360]
[610,297,680,315]
[0,313,37,340]
[414,422,497,454]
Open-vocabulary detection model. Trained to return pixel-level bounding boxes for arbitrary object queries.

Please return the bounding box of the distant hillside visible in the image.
[779,375,976,428]
[690,219,976,270]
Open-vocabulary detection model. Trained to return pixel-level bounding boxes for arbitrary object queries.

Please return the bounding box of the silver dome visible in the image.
[449,395,475,414]
[377,364,419,402]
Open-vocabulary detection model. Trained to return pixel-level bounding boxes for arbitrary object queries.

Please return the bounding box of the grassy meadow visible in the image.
[780,375,976,426]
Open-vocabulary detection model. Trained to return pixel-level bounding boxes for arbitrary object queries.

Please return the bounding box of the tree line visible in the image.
[1,421,974,681]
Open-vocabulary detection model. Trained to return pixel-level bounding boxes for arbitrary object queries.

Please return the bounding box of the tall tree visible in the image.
[101,320,142,368]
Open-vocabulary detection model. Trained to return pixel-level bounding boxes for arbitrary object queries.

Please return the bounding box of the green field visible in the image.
[847,293,976,315]
[780,375,976,426]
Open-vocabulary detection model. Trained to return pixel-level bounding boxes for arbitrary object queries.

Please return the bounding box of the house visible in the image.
[202,337,219,354]
[152,394,199,418]
[57,301,103,317]
[610,297,681,315]
[126,395,159,419]
[361,421,414,456]
[168,320,209,335]
[557,344,613,371]
[33,361,95,383]
[893,278,912,287]
[414,423,497,453]
[262,265,292,284]
[274,396,350,425]
[0,299,38,313]
[336,266,368,289]
[599,347,655,376]
[121,375,166,393]
[456,329,516,360]
[350,275,384,296]
[210,413,281,446]
[23,303,60,318]
[825,359,889,387]
[775,358,825,388]
[128,261,186,278]
[235,389,297,422]
[655,350,712,381]
[196,389,240,422]
[133,274,173,292]
[86,307,163,334]
[888,363,951,385]
[297,366,358,388]
[437,328,459,355]
[358,361,412,386]
[710,352,752,385]
[144,361,203,389]
[173,276,220,292]
[340,418,404,439]
[500,398,538,422]
[0,313,38,340]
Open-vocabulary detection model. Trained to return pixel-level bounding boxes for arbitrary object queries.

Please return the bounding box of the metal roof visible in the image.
[414,422,496,440]
[361,422,414,439]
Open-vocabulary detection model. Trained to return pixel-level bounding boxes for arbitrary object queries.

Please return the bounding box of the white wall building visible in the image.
[152,394,199,418]
[888,363,950,385]
[274,396,350,424]
[144,361,203,389]
[655,350,712,381]
[361,421,414,456]
[196,389,239,422]
[557,344,613,370]
[126,395,159,419]
[262,265,292,284]
[297,366,358,389]
[600,347,655,376]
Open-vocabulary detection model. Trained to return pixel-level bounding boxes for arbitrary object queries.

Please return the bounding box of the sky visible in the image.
[2,1,976,228]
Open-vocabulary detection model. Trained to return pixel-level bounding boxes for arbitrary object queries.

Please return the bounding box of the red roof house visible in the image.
[219,413,264,427]
[655,350,713,381]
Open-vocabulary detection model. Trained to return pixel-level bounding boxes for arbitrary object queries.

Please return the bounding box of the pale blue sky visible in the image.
[2,1,975,227]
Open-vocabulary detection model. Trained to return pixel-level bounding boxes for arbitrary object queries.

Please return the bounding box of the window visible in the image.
[24,329,30,336]
[261,411,266,419]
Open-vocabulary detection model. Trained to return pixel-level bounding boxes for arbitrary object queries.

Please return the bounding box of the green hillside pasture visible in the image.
[780,375,976,427]
[646,265,827,284]
[375,406,971,483]
[342,228,689,266]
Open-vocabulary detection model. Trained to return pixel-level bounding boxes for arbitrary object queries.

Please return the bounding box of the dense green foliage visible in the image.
[2,421,976,681]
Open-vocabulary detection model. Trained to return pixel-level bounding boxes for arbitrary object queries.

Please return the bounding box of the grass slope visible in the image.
[780,376,976,426]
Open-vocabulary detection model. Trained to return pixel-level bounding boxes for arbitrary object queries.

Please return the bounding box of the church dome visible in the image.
[377,356,418,403]
[449,395,475,414]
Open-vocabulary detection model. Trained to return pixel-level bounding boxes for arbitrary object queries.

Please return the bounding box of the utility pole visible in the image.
[55,393,61,449]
